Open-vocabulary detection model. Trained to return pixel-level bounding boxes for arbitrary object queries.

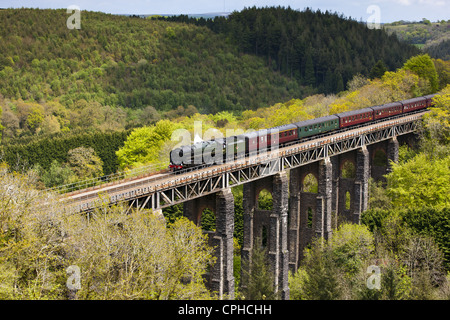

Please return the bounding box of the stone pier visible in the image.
[183,189,235,299]
[288,158,333,272]
[241,171,290,300]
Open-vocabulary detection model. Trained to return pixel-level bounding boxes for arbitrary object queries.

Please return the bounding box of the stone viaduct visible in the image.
[66,112,424,300]
[182,136,408,300]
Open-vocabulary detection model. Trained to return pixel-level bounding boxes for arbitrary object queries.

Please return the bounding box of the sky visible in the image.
[0,0,448,23]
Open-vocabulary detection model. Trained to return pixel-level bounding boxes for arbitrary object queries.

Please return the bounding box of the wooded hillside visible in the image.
[0,7,420,114]
[0,8,300,114]
[161,6,420,93]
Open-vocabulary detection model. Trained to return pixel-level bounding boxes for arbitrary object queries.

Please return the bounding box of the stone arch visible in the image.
[345,191,351,210]
[288,159,332,274]
[257,188,273,210]
[340,160,356,179]
[200,207,216,232]
[302,173,318,193]
[373,148,387,167]
[191,202,215,228]
[336,187,353,225]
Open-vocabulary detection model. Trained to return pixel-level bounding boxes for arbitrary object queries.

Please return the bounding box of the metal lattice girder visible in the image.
[66,112,426,213]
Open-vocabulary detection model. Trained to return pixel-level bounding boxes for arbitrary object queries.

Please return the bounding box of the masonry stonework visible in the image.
[241,171,290,300]
[183,189,235,299]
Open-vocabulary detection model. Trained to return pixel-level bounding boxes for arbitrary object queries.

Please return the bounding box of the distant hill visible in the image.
[123,12,231,19]
[383,20,450,60]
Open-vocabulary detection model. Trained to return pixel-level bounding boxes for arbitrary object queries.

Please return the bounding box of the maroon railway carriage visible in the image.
[371,102,403,120]
[336,107,374,128]
[274,124,298,145]
[423,94,437,108]
[401,96,428,113]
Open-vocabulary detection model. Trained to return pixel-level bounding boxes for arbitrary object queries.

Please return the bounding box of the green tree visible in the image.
[165,26,176,39]
[304,50,316,86]
[368,178,392,210]
[421,85,450,157]
[370,60,387,79]
[327,223,375,277]
[386,153,450,209]
[0,164,215,300]
[0,164,67,299]
[26,105,44,133]
[64,208,214,300]
[422,18,431,25]
[403,54,439,93]
[36,160,75,188]
[66,147,103,181]
[116,120,181,170]
[380,261,412,300]
[241,244,278,300]
[301,239,343,300]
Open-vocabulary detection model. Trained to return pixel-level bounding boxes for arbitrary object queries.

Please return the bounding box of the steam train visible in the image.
[169,94,436,171]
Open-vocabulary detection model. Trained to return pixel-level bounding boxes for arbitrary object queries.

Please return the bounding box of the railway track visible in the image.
[60,110,427,212]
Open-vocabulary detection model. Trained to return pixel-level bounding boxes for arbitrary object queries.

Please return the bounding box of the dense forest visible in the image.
[160,6,420,93]
[0,8,302,115]
[426,39,450,61]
